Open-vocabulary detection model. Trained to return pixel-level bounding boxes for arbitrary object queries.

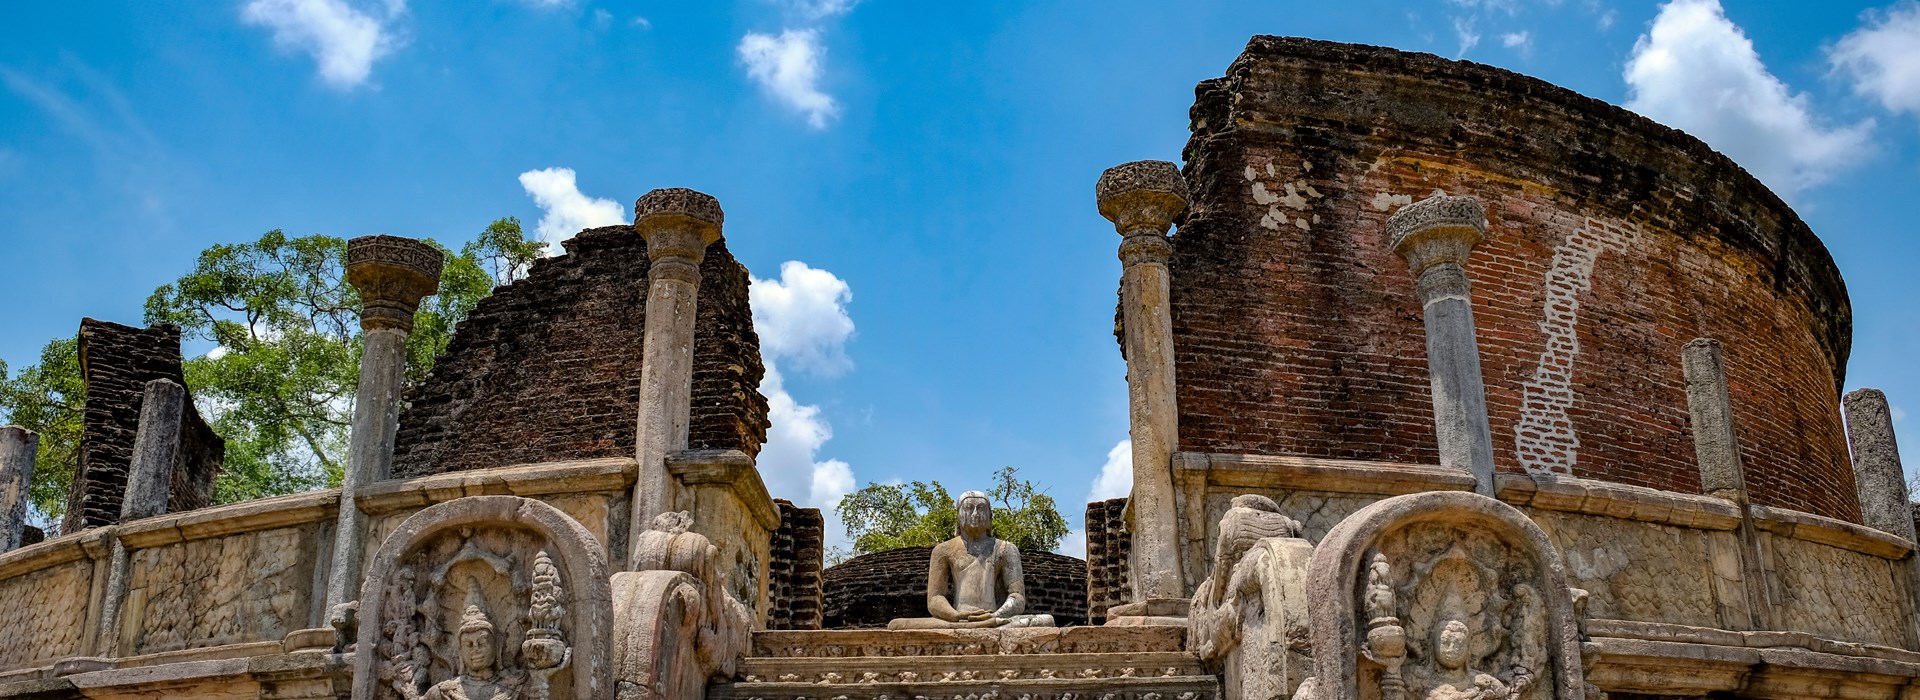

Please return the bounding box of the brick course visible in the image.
[768,499,825,630]
[391,226,771,477]
[1163,37,1857,520]
[1084,498,1131,625]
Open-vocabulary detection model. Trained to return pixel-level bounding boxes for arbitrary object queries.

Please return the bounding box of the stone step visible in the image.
[750,626,1188,658]
[712,674,1222,700]
[740,651,1205,684]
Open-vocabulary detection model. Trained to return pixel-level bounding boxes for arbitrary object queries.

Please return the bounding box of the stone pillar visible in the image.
[323,236,443,617]
[0,426,38,551]
[1683,339,1746,501]
[1845,388,1911,539]
[1096,160,1190,607]
[1680,338,1772,629]
[1386,194,1496,496]
[123,379,185,521]
[629,188,724,563]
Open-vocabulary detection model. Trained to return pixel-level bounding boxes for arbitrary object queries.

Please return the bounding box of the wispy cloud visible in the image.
[516,167,627,246]
[1087,439,1132,503]
[240,0,403,90]
[1502,30,1534,55]
[738,29,839,129]
[1831,2,1920,118]
[1624,0,1873,195]
[1453,17,1482,56]
[774,0,858,21]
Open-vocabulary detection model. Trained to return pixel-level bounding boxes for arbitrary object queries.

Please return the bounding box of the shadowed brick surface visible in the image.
[822,546,1090,629]
[62,319,223,532]
[1164,37,1857,520]
[769,499,825,630]
[1084,498,1131,625]
[391,226,770,477]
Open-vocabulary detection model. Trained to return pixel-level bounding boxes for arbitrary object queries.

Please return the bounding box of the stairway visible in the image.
[710,626,1220,700]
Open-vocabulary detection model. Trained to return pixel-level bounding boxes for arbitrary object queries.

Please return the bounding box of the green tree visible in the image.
[0,218,542,519]
[0,337,84,522]
[835,466,1070,562]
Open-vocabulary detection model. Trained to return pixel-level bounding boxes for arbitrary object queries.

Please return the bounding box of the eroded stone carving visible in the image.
[889,491,1055,630]
[614,511,754,699]
[1294,491,1583,700]
[353,496,612,700]
[1189,494,1313,700]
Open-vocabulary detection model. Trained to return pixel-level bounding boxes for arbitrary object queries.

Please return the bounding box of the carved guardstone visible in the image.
[1296,491,1586,700]
[888,490,1056,630]
[1190,494,1314,700]
[614,511,753,700]
[352,496,612,700]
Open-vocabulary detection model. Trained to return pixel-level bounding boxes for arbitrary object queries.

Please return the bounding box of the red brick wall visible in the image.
[1167,38,1857,520]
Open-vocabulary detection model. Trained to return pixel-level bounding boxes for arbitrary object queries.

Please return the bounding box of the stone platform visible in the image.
[713,627,1217,700]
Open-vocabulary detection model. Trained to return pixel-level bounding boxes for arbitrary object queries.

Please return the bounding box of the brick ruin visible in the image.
[61,319,223,533]
[820,545,1089,629]
[767,499,825,630]
[1165,37,1858,520]
[1083,497,1130,624]
[391,225,770,476]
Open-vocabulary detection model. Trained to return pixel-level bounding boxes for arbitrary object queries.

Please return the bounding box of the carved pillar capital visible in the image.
[346,235,444,332]
[1386,193,1486,284]
[1097,160,1190,249]
[635,188,724,275]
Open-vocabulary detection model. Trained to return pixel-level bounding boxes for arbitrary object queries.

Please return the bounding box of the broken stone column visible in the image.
[630,188,725,561]
[1097,160,1190,608]
[323,236,443,617]
[0,426,38,551]
[1386,194,1496,496]
[123,379,185,521]
[1846,388,1911,539]
[1680,338,1772,630]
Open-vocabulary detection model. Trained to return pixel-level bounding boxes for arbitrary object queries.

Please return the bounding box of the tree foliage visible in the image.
[835,466,1070,561]
[0,218,543,522]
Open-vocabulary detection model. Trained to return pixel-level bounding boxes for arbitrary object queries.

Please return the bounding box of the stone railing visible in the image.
[1171,451,1919,650]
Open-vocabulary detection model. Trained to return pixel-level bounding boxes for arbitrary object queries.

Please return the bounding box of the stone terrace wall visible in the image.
[1167,37,1858,520]
[768,499,825,630]
[391,226,770,476]
[1085,498,1130,625]
[62,319,223,533]
[821,546,1089,629]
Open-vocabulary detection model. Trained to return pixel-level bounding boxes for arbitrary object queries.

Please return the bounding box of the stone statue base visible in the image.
[888,614,1056,630]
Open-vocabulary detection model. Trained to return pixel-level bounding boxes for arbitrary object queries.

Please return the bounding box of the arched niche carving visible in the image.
[352,496,613,700]
[1301,491,1584,700]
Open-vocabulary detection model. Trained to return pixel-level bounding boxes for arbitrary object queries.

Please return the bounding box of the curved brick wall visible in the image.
[391,226,770,477]
[1169,37,1856,520]
[821,546,1089,629]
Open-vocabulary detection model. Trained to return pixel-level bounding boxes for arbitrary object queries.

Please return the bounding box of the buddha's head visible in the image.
[956,491,993,540]
[458,581,499,677]
[1434,619,1471,671]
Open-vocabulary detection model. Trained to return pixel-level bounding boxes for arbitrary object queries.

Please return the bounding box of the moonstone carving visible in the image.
[888,491,1055,630]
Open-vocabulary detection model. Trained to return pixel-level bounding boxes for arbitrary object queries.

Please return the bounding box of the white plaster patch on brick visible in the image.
[1252,181,1280,205]
[1244,164,1259,182]
[1371,191,1413,212]
[1512,217,1641,475]
[1250,167,1323,232]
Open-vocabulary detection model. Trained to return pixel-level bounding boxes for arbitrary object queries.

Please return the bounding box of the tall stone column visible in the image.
[1386,194,1496,496]
[1845,388,1912,539]
[0,426,38,552]
[324,236,443,615]
[1096,160,1190,606]
[1681,338,1771,629]
[629,188,724,564]
[123,379,185,521]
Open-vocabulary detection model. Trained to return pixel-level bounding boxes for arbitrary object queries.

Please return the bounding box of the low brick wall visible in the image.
[822,546,1089,629]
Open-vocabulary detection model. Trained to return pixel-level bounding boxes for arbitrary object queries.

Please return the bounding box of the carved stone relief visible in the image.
[352,496,613,700]
[613,511,754,699]
[1768,535,1908,648]
[127,525,315,654]
[0,559,90,668]
[1190,494,1315,700]
[1297,491,1584,700]
[1526,511,1719,628]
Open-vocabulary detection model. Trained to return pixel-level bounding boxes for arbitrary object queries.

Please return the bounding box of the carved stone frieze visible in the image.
[352,496,613,700]
[1188,494,1314,700]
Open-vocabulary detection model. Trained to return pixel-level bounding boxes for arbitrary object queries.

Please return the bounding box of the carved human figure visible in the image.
[425,583,525,700]
[1423,619,1511,700]
[887,491,1055,629]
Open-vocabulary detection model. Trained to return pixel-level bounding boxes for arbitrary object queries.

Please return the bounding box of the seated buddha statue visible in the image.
[887,490,1056,630]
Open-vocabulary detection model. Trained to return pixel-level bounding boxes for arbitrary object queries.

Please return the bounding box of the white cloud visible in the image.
[240,0,401,89]
[1057,529,1086,558]
[738,29,838,129]
[749,261,855,376]
[1453,17,1482,56]
[1502,31,1534,52]
[516,167,628,247]
[631,16,652,29]
[776,0,858,20]
[749,263,859,547]
[1894,405,1909,423]
[1624,0,1874,194]
[1088,439,1132,503]
[1831,2,1920,117]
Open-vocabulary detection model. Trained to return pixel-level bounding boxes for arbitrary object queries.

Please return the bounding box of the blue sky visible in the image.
[3,0,1917,554]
